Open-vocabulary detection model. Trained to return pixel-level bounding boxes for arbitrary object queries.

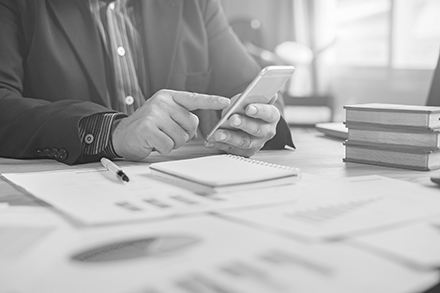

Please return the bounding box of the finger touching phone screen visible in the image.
[205,65,295,142]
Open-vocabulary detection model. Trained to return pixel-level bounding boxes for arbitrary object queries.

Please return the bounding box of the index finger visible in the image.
[173,91,230,111]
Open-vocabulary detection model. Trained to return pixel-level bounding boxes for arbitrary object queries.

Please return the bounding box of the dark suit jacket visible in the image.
[0,0,293,165]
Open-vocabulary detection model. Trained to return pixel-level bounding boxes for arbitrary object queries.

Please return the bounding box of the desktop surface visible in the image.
[1,132,438,207]
[1,131,440,293]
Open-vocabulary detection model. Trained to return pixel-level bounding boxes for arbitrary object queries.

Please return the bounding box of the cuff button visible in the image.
[85,134,94,144]
[59,149,68,161]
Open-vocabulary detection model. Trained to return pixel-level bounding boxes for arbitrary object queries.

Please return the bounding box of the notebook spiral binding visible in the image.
[225,154,300,173]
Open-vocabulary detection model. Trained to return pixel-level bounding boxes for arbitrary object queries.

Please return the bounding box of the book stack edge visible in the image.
[343,103,440,171]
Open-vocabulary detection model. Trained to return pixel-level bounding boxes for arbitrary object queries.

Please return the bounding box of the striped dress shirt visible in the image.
[79,0,148,159]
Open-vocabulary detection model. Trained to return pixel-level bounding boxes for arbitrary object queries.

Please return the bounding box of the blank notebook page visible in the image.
[149,154,300,187]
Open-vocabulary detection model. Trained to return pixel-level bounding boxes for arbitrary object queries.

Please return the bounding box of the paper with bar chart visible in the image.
[217,176,440,241]
[7,215,437,293]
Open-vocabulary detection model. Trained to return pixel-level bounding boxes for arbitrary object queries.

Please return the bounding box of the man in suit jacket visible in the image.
[0,0,293,165]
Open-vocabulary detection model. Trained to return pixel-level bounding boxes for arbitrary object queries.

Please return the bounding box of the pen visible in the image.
[100,157,130,182]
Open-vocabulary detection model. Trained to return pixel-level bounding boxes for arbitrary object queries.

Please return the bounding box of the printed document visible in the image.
[7,215,437,293]
[217,176,440,241]
[3,166,326,225]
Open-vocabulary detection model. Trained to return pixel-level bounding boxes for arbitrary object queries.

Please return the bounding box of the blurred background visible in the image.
[220,0,440,125]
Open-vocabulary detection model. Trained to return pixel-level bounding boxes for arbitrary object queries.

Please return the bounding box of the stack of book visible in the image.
[343,103,440,171]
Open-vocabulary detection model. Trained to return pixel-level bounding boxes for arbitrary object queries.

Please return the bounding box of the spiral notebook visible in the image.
[149,155,301,194]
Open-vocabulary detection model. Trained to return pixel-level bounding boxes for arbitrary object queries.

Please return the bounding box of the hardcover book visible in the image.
[344,141,440,171]
[346,122,440,149]
[344,103,440,129]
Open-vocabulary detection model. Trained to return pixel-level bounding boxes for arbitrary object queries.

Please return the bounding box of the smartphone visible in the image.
[205,65,295,141]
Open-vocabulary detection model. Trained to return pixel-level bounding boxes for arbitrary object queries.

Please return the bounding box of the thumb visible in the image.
[173,91,230,111]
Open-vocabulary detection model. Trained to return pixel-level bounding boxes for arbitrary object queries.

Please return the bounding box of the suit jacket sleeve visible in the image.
[0,0,116,165]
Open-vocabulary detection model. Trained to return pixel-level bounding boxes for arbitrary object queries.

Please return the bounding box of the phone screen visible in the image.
[205,65,295,141]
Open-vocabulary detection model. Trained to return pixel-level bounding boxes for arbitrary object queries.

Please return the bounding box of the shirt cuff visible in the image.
[78,113,126,160]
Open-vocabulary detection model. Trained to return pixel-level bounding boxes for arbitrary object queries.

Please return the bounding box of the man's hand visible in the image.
[205,94,280,157]
[112,90,230,160]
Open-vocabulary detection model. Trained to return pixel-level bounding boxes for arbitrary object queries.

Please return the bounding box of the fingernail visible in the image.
[215,132,227,141]
[231,116,241,127]
[247,105,257,115]
[219,97,230,106]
